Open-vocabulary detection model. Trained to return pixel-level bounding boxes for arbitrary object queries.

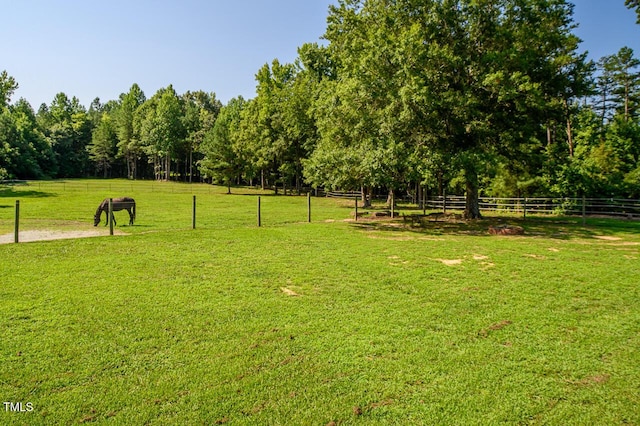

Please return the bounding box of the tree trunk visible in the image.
[464,167,482,219]
[361,186,372,208]
[625,82,630,122]
[386,188,395,209]
[261,169,265,190]
[564,99,574,157]
[566,118,574,157]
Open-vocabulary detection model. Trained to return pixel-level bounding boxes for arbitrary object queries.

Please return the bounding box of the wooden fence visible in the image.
[425,196,640,219]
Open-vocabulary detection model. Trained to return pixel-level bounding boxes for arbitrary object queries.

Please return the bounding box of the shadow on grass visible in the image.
[349,212,640,240]
[0,188,55,198]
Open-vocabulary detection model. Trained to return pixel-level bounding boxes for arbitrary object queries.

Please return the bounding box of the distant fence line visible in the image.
[20,180,216,194]
[326,191,640,220]
[427,196,640,219]
[6,181,321,196]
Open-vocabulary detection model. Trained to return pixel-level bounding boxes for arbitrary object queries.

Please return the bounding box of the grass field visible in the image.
[1,180,639,425]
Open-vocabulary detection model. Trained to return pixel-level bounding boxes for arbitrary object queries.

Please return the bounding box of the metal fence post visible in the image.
[257,196,261,227]
[14,200,19,243]
[192,195,196,229]
[109,198,114,236]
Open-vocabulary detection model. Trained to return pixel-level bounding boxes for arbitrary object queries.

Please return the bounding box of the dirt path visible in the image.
[0,229,126,244]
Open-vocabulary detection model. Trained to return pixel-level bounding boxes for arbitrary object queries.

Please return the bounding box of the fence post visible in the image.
[192,195,196,229]
[109,198,114,236]
[523,198,527,220]
[14,200,19,243]
[582,196,586,226]
[257,196,261,227]
[423,188,428,215]
[307,193,311,223]
[391,191,395,218]
[443,191,447,215]
[355,196,358,221]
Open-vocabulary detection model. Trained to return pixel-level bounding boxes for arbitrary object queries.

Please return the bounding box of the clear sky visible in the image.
[2,0,639,109]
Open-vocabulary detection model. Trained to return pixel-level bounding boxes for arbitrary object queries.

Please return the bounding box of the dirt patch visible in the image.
[280,287,300,297]
[567,374,610,386]
[524,254,547,260]
[437,258,463,266]
[479,320,512,337]
[0,229,126,244]
[593,235,622,241]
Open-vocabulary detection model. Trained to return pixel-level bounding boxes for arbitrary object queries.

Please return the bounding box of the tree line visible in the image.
[1,0,639,218]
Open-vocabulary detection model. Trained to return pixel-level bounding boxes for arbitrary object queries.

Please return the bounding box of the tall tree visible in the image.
[0,70,18,109]
[594,55,618,128]
[89,113,117,177]
[236,60,300,192]
[609,47,640,122]
[182,90,221,182]
[155,85,185,180]
[9,99,57,178]
[40,93,91,177]
[199,97,246,192]
[135,86,184,181]
[116,83,146,179]
[318,0,591,218]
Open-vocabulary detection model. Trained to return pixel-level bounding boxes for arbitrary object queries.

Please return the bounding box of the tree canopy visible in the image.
[1,1,639,206]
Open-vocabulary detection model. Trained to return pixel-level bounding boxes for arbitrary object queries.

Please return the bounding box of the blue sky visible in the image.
[2,1,639,109]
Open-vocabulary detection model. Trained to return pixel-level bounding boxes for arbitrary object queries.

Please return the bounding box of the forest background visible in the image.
[2,0,640,218]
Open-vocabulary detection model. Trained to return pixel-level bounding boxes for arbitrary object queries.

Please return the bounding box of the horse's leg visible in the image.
[128,208,134,225]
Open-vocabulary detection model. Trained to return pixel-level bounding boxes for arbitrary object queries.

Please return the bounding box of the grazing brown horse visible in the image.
[94,197,136,226]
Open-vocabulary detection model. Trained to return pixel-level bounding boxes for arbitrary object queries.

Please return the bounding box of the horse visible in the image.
[94,197,136,226]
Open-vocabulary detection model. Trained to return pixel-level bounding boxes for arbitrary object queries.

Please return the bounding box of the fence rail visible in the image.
[326,191,361,199]
[425,196,640,219]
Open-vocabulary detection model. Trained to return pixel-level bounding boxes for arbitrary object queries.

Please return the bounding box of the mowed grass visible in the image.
[1,180,639,425]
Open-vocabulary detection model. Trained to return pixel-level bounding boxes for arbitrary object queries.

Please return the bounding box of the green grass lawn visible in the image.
[1,180,639,424]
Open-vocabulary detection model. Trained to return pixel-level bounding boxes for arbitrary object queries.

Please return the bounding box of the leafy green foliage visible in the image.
[199,97,246,192]
[626,0,640,23]
[0,4,638,203]
[88,113,117,177]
